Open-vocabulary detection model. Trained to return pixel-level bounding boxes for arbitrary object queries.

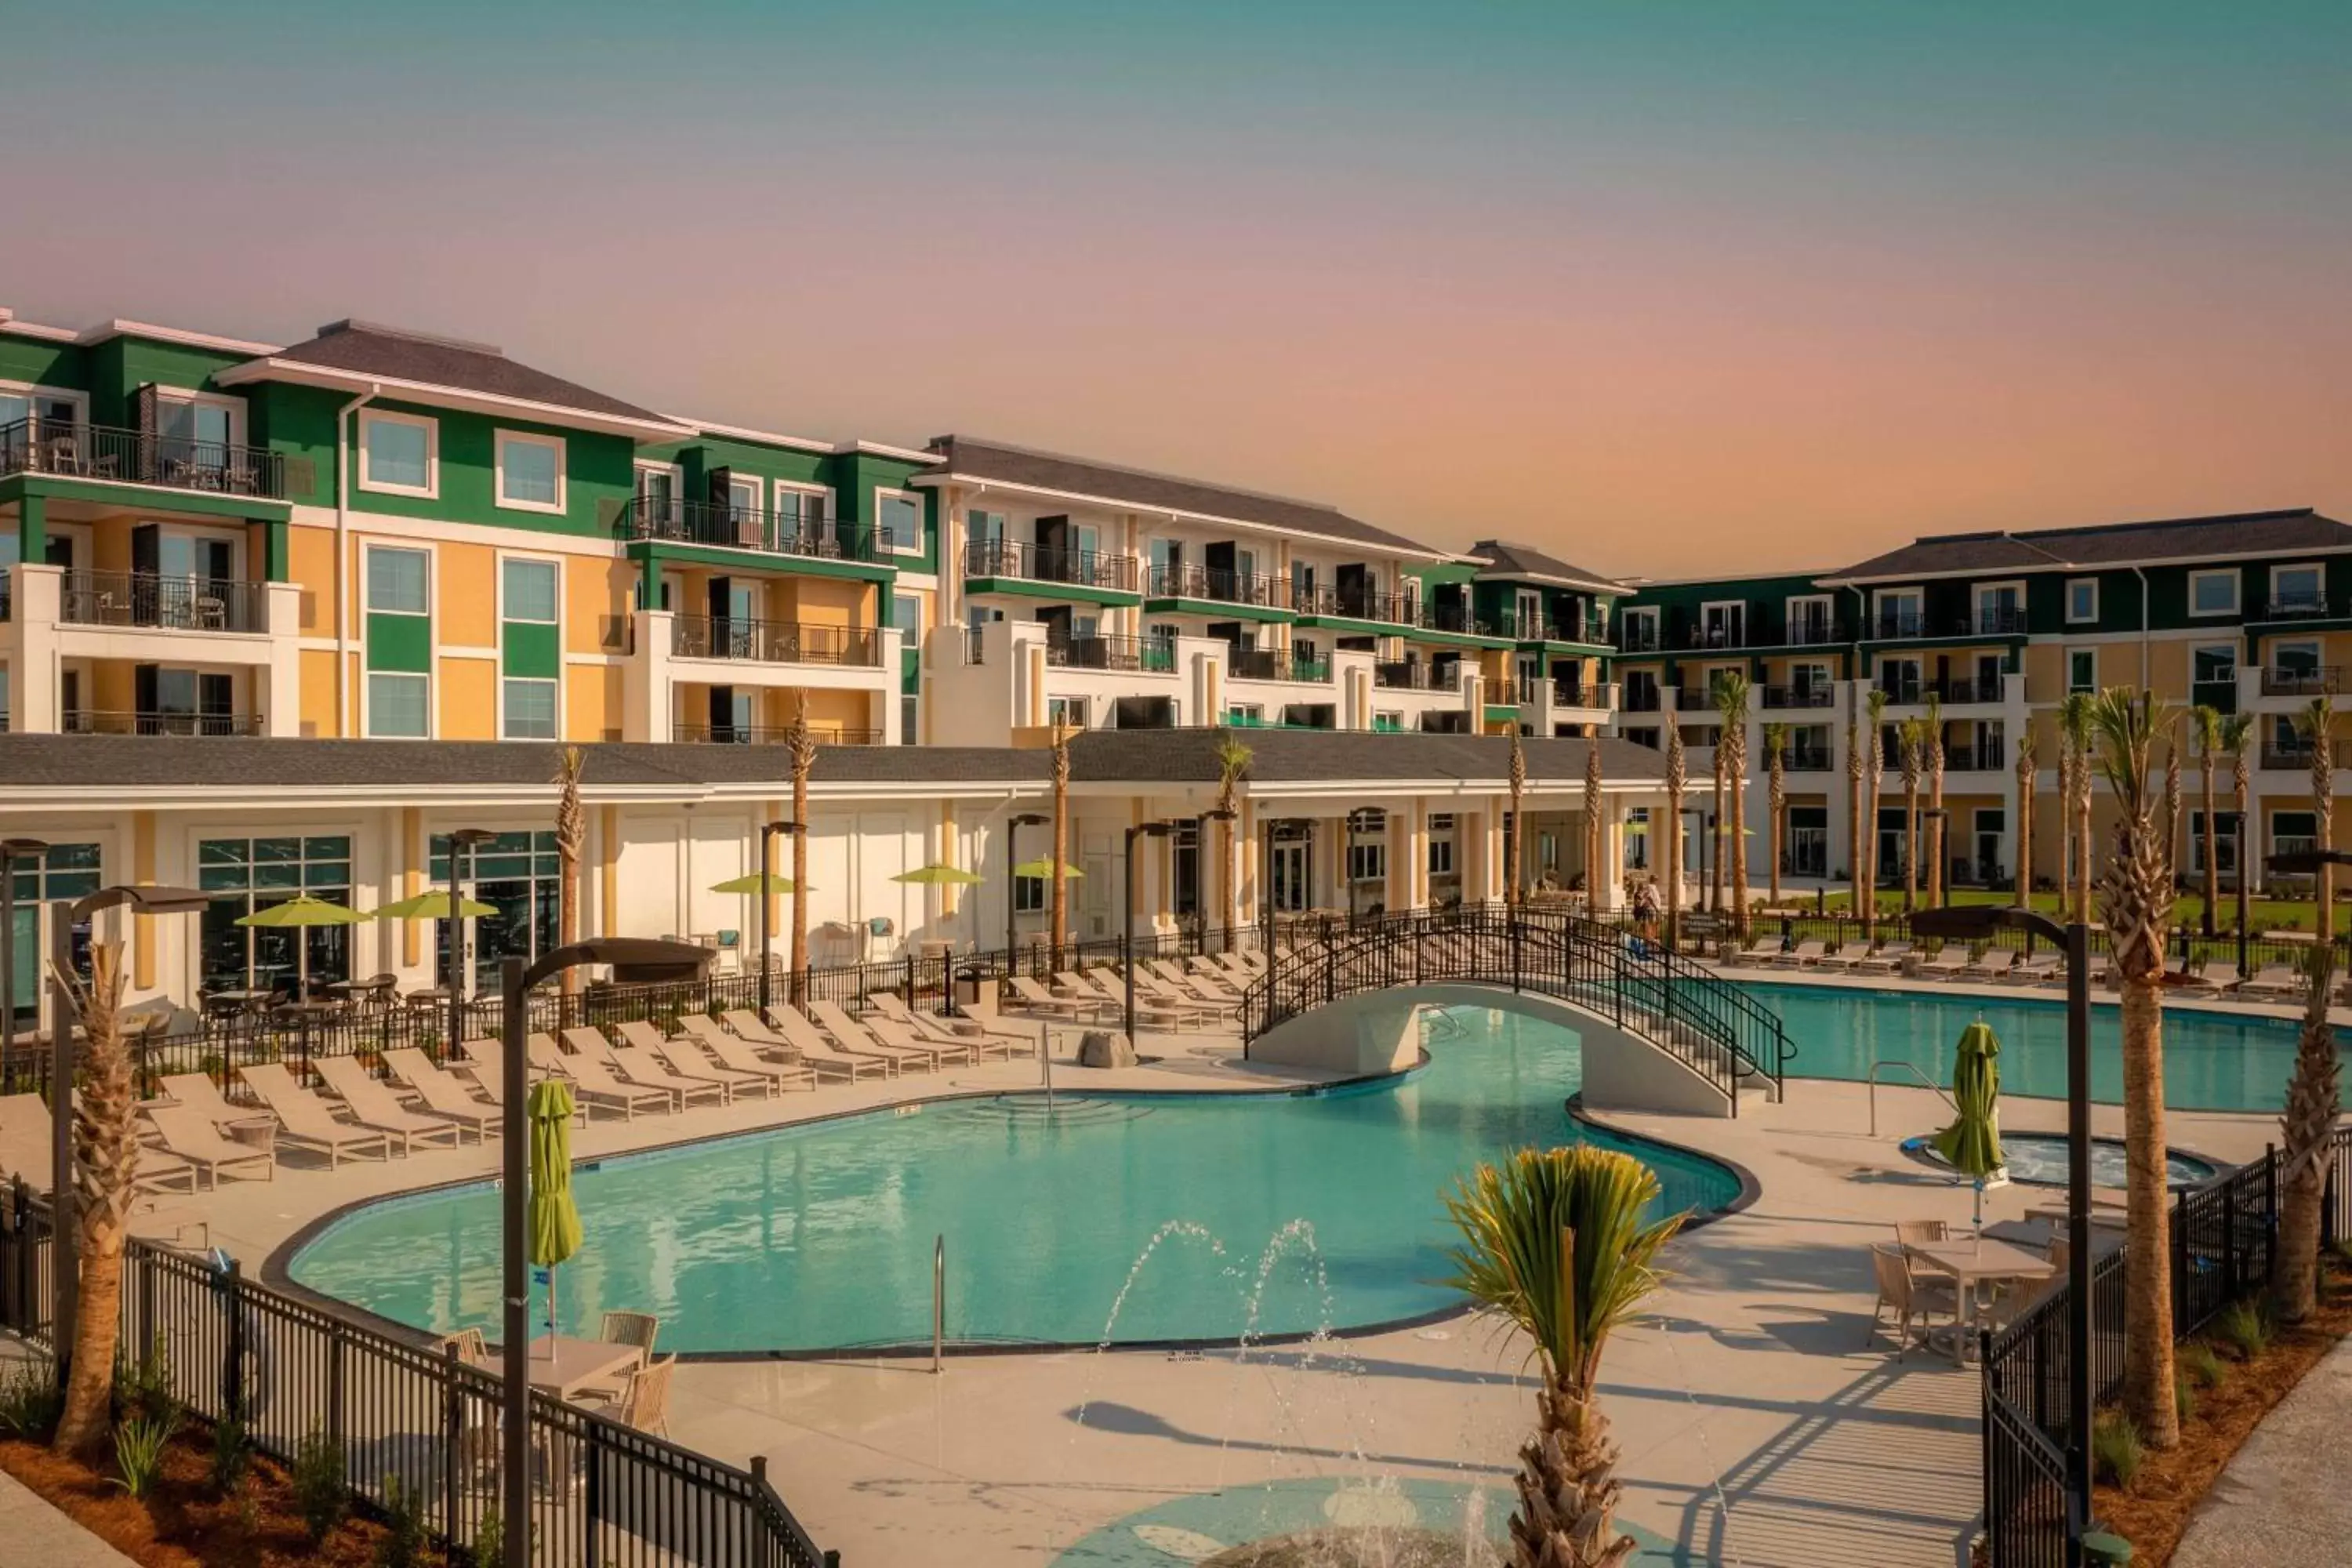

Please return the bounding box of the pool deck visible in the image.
[138,986,2310,1568]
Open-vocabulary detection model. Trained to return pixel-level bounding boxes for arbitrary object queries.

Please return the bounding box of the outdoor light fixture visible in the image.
[757,819,807,1011]
[49,881,211,1387]
[1911,901,2093,1555]
[0,837,50,1095]
[1122,822,1175,1038]
[499,937,711,1568]
[1006,812,1050,967]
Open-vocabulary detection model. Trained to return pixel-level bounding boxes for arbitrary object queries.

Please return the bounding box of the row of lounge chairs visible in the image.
[1002,951,1265,1029]
[1730,936,2341,1002]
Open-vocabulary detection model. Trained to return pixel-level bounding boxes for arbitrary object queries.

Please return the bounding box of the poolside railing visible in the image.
[0,1183,833,1568]
[1980,1127,2350,1567]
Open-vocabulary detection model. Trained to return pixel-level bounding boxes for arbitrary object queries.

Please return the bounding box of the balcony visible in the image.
[1417,602,1498,637]
[671,721,882,746]
[61,571,268,634]
[1621,685,1661,713]
[1293,583,1416,626]
[1374,661,1463,691]
[1945,741,2008,772]
[963,539,1139,594]
[1146,562,1290,612]
[1227,648,1328,684]
[1675,688,1718,711]
[2262,666,2341,698]
[1784,617,1843,647]
[63,710,262,737]
[0,419,287,499]
[1760,684,1835,710]
[1497,610,1608,644]
[1784,745,1835,772]
[1869,607,2027,641]
[670,615,882,667]
[1931,673,2006,705]
[620,497,890,563]
[1044,633,1174,673]
[2251,593,2334,623]
[1619,623,1662,654]
[2259,739,2352,771]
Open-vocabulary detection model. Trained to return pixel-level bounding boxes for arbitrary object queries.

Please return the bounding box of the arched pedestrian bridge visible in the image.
[1240,908,1795,1118]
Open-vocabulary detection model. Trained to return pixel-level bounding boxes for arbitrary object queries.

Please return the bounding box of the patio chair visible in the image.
[138,1105,270,1187]
[1913,946,1971,980]
[1962,949,2016,981]
[1853,942,1913,975]
[1010,974,1103,1023]
[434,1327,488,1364]
[158,1071,271,1134]
[1769,939,1827,969]
[612,1355,676,1436]
[1893,1219,1949,1246]
[1867,1243,1958,1359]
[620,1019,774,1101]
[2176,962,2237,995]
[805,1000,938,1073]
[1811,942,1874,972]
[381,1048,505,1138]
[2007,953,2062,985]
[850,1007,976,1069]
[574,1312,660,1403]
[670,1018,816,1092]
[2238,964,2306,1001]
[448,1039,510,1102]
[0,1093,200,1194]
[724,1008,887,1083]
[312,1056,465,1153]
[559,1025,623,1062]
[1729,937,1784,967]
[866,993,1025,1060]
[236,1064,394,1168]
[604,1044,730,1111]
[527,1034,672,1120]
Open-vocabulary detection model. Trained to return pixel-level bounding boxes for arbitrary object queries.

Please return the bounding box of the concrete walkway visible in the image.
[0,1470,138,1566]
[2170,1334,2352,1568]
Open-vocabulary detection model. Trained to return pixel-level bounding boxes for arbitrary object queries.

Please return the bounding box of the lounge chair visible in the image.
[311,1056,465,1152]
[1112,967,1218,1029]
[1913,946,1970,980]
[381,1048,506,1138]
[805,1000,940,1073]
[604,1044,729,1110]
[1812,942,1873,971]
[672,1017,818,1091]
[865,993,1025,1060]
[2176,963,2237,995]
[1962,949,2016,981]
[724,1008,887,1083]
[140,1105,273,1186]
[854,1008,978,1069]
[2238,964,2306,1001]
[1730,938,1784,967]
[2008,953,2062,985]
[237,1063,394,1168]
[0,1093,200,1193]
[528,1034,673,1120]
[158,1072,274,1137]
[560,1025,623,1062]
[449,1039,510,1102]
[619,1020,774,1101]
[1769,939,1826,969]
[1011,974,1105,1022]
[764,1003,906,1077]
[1853,942,1913,975]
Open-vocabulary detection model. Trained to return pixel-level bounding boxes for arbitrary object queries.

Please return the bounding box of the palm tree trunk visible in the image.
[1903,775,1919,914]
[2074,764,2093,927]
[2276,943,2339,1322]
[1728,750,1748,938]
[54,944,132,1459]
[2198,756,2218,939]
[2118,972,2180,1446]
[1512,1381,1639,1568]
[1863,752,1880,927]
[1709,756,1725,914]
[1663,718,1685,952]
[1927,753,1945,909]
[1848,726,1866,922]
[787,702,816,1005]
[1221,814,1238,952]
[1767,754,1784,908]
[1050,738,1070,970]
[2014,739,2034,908]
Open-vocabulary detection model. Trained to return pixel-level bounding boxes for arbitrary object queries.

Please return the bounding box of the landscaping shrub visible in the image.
[0,1359,62,1439]
[292,1427,348,1544]
[111,1411,179,1499]
[2092,1410,2145,1491]
[376,1473,425,1568]
[210,1410,252,1496]
[2214,1298,2271,1361]
[2174,1372,2197,1425]
[2180,1341,2227,1390]
[115,1330,178,1427]
[472,1506,504,1568]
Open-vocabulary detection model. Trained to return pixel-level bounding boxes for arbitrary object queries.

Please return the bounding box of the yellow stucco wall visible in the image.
[437,657,497,739]
[567,664,621,742]
[436,540,498,649]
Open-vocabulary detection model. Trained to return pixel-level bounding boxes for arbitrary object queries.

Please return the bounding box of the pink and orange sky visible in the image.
[4,1,2346,577]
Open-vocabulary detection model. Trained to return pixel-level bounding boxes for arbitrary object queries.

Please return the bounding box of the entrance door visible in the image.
[1878,806,1909,886]
[1973,808,2005,888]
[1269,838,1308,913]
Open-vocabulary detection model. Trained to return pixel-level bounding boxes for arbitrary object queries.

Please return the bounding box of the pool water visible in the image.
[287,1007,1741,1352]
[1907,1132,2216,1189]
[1743,982,2352,1112]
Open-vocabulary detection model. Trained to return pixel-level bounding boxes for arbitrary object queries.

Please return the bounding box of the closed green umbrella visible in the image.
[527,1078,583,1366]
[891,864,986,886]
[1930,1019,2006,1227]
[367,887,498,920]
[233,894,366,1001]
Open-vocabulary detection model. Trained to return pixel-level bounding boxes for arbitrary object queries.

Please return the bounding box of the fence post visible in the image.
[584,1410,606,1552]
[441,1342,462,1548]
[328,1314,347,1461]
[903,951,916,1007]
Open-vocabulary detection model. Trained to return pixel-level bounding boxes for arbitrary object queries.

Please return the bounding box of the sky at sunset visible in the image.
[4,2,2346,577]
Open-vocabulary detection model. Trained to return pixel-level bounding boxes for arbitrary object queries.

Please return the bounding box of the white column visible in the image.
[13,564,60,733]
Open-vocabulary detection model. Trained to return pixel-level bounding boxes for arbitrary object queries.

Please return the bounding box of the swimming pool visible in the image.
[1742,982,2351,1112]
[285,1007,1743,1353]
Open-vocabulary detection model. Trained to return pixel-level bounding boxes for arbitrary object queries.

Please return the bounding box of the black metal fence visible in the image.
[1980,1127,2352,1567]
[1739,908,2351,979]
[0,1186,830,1566]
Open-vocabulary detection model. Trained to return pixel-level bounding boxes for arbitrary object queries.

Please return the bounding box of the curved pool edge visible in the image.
[263,1062,1755,1363]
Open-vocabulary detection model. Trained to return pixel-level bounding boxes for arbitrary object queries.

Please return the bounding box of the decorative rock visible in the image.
[1077,1030,1136,1069]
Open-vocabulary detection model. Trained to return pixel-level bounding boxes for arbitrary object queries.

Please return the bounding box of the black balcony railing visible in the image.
[1784,617,1842,646]
[2263,665,2340,697]
[672,720,883,746]
[963,538,1139,593]
[1418,601,1497,637]
[60,570,268,633]
[1494,610,1608,644]
[1945,741,2009,771]
[1784,746,1834,772]
[1871,607,2027,640]
[63,709,262,737]
[1294,583,1415,625]
[1374,660,1463,691]
[1931,673,2006,704]
[1976,606,2028,635]
[1045,633,1174,673]
[1621,685,1661,713]
[1227,648,1330,683]
[1147,562,1290,609]
[2251,592,2333,622]
[2261,738,2352,771]
[670,615,883,666]
[1872,609,1926,640]
[1619,622,1662,654]
[0,417,288,498]
[1877,676,1923,704]
[1760,684,1834,709]
[1675,687,1719,711]
[619,496,890,561]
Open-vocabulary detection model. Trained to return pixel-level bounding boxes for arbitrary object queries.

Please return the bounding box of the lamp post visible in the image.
[1006,812,1049,970]
[1913,902,2092,1557]
[757,819,805,1013]
[499,936,710,1568]
[49,880,211,1391]
[445,828,495,1059]
[1122,822,1174,1039]
[0,838,49,1094]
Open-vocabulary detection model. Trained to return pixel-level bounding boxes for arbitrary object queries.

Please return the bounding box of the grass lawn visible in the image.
[1779,885,2347,935]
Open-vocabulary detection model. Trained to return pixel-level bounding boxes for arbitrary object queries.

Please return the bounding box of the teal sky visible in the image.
[3,2,2346,570]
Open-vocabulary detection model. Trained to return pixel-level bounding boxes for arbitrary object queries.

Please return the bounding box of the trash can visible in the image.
[955,967,996,1014]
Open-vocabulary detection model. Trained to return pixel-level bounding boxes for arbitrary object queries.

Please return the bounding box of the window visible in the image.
[1620,606,1660,651]
[430,830,561,992]
[1226,703,1264,725]
[967,509,1007,544]
[2192,644,2236,702]
[2067,648,2096,695]
[1974,580,2025,633]
[1625,808,1651,869]
[198,836,354,994]
[1698,601,1747,648]
[2270,562,2325,615]
[2270,810,2318,862]
[365,544,431,738]
[358,410,437,496]
[1373,709,1403,732]
[368,673,428,737]
[493,430,565,513]
[497,554,562,743]
[1047,696,1088,728]
[877,489,923,554]
[894,593,923,643]
[0,383,85,433]
[1346,840,1386,884]
[156,390,245,454]
[634,462,682,527]
[1875,588,1924,637]
[2188,569,2239,617]
[2187,811,2241,876]
[1784,595,1833,642]
[2066,578,2099,624]
[503,681,557,740]
[1427,835,1454,877]
[1013,869,1047,913]
[901,694,919,744]
[368,547,428,614]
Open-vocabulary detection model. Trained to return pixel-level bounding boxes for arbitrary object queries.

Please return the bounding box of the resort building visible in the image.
[1614,508,2352,897]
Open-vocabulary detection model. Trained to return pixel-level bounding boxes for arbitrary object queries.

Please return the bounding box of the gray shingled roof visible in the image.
[1465,539,1628,593]
[1066,728,1662,786]
[256,321,673,426]
[922,436,1446,559]
[1825,508,2352,582]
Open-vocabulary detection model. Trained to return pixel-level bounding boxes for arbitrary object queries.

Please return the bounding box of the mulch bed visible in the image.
[2092,1257,2352,1566]
[0,1428,442,1568]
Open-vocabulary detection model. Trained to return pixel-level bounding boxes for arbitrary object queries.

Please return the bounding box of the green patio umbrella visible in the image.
[1012,858,1084,880]
[526,1077,583,1366]
[1930,1019,2006,1228]
[710,872,804,895]
[891,864,986,886]
[366,887,498,920]
[233,894,366,1001]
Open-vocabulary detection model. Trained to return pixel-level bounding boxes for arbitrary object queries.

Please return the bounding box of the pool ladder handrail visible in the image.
[1867,1058,1958,1138]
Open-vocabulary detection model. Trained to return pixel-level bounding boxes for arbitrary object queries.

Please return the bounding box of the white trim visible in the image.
[360,540,435,740]
[0,379,90,424]
[0,319,80,344]
[214,358,695,441]
[875,485,924,555]
[357,408,440,499]
[1972,578,2027,612]
[2064,576,2099,624]
[661,414,833,455]
[93,320,281,354]
[2187,568,2240,617]
[437,646,499,661]
[492,428,568,515]
[152,385,248,449]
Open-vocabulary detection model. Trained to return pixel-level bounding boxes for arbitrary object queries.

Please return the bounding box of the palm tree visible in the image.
[1050,721,1073,969]
[2013,728,2036,907]
[1715,673,1751,936]
[1443,1145,1683,1568]
[2164,718,2184,909]
[1508,728,1527,909]
[1213,736,1252,948]
[786,696,817,1004]
[552,745,586,996]
[1708,724,1726,915]
[2087,688,2180,1448]
[1663,711,1685,951]
[2190,706,2224,938]
[1863,688,1888,926]
[1923,695,1945,908]
[53,943,133,1458]
[1898,717,1924,913]
[2223,710,2256,911]
[1846,702,1867,919]
[2060,692,2096,926]
[2278,938,2340,1323]
[2294,697,2335,938]
[1583,739,1606,918]
[1763,723,1788,909]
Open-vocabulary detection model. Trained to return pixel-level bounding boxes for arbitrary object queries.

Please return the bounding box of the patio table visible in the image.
[478,1335,644,1401]
[1906,1237,2056,1362]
